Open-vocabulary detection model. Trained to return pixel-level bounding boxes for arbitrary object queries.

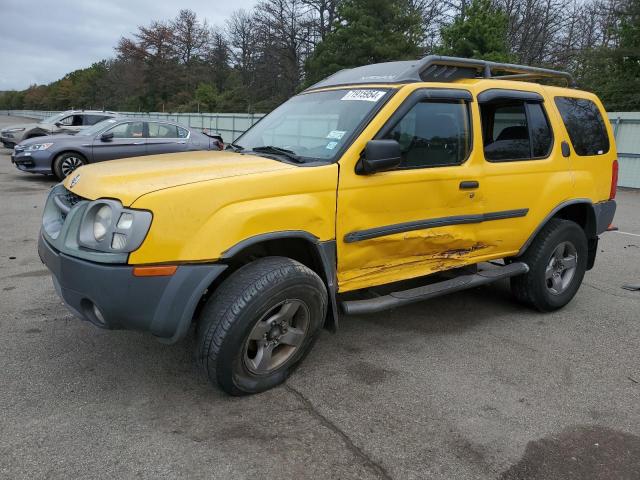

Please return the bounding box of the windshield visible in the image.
[78,118,119,136]
[235,88,391,162]
[39,112,68,125]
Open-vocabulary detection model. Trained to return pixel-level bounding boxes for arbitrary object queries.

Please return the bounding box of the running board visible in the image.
[340,262,529,315]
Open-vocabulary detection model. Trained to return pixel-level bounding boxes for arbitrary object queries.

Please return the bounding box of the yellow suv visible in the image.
[39,56,617,395]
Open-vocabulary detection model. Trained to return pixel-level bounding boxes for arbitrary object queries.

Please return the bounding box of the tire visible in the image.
[511,218,588,312]
[53,152,87,180]
[196,257,328,395]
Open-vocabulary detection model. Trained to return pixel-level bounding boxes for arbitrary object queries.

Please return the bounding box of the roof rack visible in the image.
[305,55,575,91]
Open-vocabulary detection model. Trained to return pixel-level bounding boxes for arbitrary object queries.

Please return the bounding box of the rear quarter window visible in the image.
[554,97,610,156]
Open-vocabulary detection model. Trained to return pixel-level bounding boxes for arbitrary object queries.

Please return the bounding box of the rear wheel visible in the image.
[53,152,86,179]
[511,218,588,311]
[196,257,327,395]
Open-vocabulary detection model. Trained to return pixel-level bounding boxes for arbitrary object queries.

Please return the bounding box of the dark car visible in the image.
[11,118,224,179]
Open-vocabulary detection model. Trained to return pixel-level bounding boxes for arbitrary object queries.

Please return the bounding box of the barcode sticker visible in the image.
[341,90,386,102]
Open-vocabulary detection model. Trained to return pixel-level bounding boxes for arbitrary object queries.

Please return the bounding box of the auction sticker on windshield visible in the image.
[341,90,386,102]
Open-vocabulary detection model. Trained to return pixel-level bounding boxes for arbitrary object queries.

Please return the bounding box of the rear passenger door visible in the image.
[146,122,190,155]
[475,88,572,258]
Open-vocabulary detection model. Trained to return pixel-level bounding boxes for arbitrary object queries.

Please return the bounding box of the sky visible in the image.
[0,0,258,91]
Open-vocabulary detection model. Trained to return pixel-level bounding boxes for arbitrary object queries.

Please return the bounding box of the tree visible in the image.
[579,0,640,110]
[438,0,511,62]
[305,0,423,84]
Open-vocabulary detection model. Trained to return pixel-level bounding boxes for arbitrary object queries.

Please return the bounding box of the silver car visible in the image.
[12,117,224,179]
[1,110,117,148]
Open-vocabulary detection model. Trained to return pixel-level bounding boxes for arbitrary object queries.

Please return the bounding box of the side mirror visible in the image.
[356,139,402,175]
[100,132,114,142]
[54,122,63,128]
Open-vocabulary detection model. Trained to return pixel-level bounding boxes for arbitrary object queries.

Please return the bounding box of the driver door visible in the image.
[54,114,84,134]
[92,121,147,162]
[336,88,485,292]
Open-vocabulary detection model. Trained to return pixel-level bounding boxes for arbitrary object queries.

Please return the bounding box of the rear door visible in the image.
[92,121,147,162]
[145,122,190,155]
[474,88,572,257]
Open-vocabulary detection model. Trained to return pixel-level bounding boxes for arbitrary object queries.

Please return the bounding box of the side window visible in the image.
[148,123,179,139]
[383,100,471,169]
[107,122,145,138]
[57,116,74,126]
[84,115,110,125]
[480,100,552,161]
[554,97,609,156]
[177,126,189,138]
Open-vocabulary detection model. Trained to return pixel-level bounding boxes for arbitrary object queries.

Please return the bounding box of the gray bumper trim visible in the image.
[39,234,227,343]
[593,200,616,235]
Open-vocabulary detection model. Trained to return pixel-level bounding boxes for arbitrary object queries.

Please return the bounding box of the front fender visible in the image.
[128,164,339,264]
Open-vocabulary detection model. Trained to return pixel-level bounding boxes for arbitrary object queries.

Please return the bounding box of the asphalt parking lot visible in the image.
[0,115,639,480]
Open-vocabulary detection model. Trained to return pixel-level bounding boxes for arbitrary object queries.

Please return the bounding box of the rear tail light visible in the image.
[610,159,619,200]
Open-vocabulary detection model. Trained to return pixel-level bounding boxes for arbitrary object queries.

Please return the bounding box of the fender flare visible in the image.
[221,231,339,331]
[517,198,595,256]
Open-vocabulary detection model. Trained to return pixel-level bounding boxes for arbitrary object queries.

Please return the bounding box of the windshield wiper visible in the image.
[225,142,244,152]
[250,145,303,163]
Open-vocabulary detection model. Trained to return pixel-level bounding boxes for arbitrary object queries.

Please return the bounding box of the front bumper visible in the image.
[39,234,227,343]
[11,150,52,174]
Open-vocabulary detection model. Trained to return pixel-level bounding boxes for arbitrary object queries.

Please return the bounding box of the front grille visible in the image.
[63,189,83,207]
[58,188,85,221]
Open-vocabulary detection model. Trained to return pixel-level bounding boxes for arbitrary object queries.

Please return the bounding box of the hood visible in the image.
[64,150,296,206]
[19,134,77,146]
[2,122,41,133]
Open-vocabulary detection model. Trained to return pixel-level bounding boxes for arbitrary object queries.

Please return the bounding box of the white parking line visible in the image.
[611,230,640,237]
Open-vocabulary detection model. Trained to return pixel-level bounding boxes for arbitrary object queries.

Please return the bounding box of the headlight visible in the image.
[24,143,53,151]
[78,199,152,253]
[5,127,25,132]
[93,205,112,241]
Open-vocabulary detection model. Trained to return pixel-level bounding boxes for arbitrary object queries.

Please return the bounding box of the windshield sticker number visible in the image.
[327,130,346,140]
[326,141,338,150]
[341,90,386,102]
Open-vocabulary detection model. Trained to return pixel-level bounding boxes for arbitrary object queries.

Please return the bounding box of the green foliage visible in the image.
[0,1,638,113]
[438,0,511,62]
[578,0,640,110]
[305,0,423,85]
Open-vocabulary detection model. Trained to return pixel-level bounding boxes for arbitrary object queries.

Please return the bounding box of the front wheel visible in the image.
[196,257,327,395]
[53,152,86,179]
[511,218,588,312]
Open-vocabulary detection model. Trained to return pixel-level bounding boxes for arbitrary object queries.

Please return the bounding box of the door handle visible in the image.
[459,180,479,190]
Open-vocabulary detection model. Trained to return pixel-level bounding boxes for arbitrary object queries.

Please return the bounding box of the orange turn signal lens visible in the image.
[132,265,178,277]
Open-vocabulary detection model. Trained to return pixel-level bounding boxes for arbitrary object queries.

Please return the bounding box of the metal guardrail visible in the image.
[0,110,265,143]
[2,109,639,188]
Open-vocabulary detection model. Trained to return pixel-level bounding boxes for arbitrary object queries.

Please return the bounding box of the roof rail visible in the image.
[305,55,575,91]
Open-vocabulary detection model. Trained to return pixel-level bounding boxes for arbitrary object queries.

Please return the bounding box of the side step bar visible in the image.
[341,262,529,315]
